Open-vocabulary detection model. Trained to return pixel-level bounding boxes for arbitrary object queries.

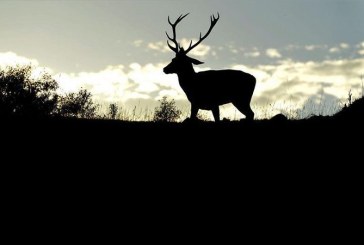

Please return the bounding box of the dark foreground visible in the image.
[4,93,363,237]
[2,115,362,227]
[2,114,362,150]
[3,114,362,183]
[2,115,362,187]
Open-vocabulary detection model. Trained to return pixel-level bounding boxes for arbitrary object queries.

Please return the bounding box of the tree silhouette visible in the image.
[57,89,98,118]
[153,96,182,122]
[0,65,58,118]
[0,65,100,119]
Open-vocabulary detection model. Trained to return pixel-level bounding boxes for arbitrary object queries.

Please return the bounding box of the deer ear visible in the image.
[189,57,204,65]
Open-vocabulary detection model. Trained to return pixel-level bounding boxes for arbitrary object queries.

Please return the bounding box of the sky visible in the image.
[1,0,364,119]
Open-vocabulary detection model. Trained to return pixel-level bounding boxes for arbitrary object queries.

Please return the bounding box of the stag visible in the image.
[163,13,256,122]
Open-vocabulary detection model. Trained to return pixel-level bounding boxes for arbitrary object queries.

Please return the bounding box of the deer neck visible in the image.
[177,66,196,84]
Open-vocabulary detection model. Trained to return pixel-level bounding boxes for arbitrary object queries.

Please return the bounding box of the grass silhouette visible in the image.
[3,95,362,131]
[1,64,363,147]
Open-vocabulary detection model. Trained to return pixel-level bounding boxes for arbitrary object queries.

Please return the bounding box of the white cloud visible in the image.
[0,52,39,67]
[0,52,54,81]
[127,62,183,94]
[133,40,144,47]
[56,65,133,102]
[358,42,364,55]
[289,43,352,53]
[55,61,187,104]
[304,45,327,51]
[244,51,260,58]
[231,57,364,118]
[305,45,316,51]
[225,43,239,54]
[329,43,349,53]
[329,47,340,53]
[340,43,349,49]
[266,49,282,58]
[288,44,330,51]
[147,41,170,53]
[285,44,301,51]
[179,39,211,57]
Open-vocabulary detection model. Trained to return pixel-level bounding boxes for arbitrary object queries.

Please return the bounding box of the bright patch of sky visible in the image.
[1,0,363,119]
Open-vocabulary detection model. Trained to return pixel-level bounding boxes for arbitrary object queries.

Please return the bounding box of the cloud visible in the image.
[2,51,363,119]
[133,40,144,47]
[179,39,211,57]
[0,52,188,107]
[224,43,240,54]
[340,43,349,49]
[211,51,218,57]
[304,44,328,51]
[285,44,301,51]
[329,47,340,53]
[358,42,364,55]
[0,52,54,81]
[127,62,185,99]
[285,42,353,56]
[329,43,349,53]
[244,51,260,58]
[288,43,351,55]
[266,49,282,58]
[305,45,316,51]
[0,52,39,67]
[231,57,364,117]
[147,41,170,53]
[56,65,134,102]
[56,62,186,103]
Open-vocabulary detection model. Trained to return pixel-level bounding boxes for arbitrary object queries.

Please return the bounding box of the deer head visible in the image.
[163,13,219,74]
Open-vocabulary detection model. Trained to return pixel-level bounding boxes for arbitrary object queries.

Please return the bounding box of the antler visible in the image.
[184,13,220,54]
[166,13,189,53]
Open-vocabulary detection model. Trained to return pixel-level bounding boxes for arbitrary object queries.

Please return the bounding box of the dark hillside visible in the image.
[334,96,364,120]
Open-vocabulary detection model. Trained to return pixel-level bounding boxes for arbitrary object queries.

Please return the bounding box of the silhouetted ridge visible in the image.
[334,96,364,120]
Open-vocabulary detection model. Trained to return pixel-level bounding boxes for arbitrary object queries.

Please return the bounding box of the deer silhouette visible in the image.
[163,13,256,122]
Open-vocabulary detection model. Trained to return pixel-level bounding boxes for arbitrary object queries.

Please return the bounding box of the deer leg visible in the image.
[190,104,199,119]
[212,107,220,122]
[233,102,254,121]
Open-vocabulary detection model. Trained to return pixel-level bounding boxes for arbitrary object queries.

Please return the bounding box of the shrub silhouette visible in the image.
[0,65,58,118]
[153,96,182,122]
[57,89,98,119]
[108,103,119,120]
